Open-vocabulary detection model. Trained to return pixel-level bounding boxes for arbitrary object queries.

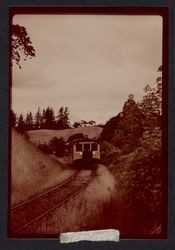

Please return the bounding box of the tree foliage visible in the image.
[44,107,55,129]
[138,67,162,129]
[100,113,122,142]
[101,94,144,154]
[38,137,65,157]
[80,120,88,127]
[112,94,144,153]
[17,114,26,133]
[11,106,71,131]
[10,110,17,127]
[56,107,70,129]
[88,120,96,126]
[99,66,163,235]
[73,121,81,128]
[11,24,36,68]
[119,127,161,215]
[25,112,33,130]
[49,137,65,157]
[34,107,42,129]
[101,67,162,154]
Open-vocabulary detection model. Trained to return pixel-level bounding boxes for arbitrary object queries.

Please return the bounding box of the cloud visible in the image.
[12,14,162,124]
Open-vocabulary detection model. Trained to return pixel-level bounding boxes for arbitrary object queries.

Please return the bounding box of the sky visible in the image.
[12,14,162,124]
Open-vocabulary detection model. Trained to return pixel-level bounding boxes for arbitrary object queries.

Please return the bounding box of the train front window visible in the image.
[76,143,82,152]
[84,143,90,151]
[92,143,97,151]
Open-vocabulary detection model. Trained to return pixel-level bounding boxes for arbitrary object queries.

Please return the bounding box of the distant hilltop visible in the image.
[27,126,103,145]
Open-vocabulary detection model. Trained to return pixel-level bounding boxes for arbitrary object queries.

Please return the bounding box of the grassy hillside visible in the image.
[11,129,74,206]
[27,126,103,145]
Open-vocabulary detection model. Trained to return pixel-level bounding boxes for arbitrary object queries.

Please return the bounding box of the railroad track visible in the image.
[10,169,95,234]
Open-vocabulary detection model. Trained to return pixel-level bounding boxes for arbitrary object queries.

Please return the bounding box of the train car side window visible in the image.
[76,143,82,152]
[92,143,97,151]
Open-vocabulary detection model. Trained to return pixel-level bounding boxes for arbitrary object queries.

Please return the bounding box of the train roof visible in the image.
[72,138,99,144]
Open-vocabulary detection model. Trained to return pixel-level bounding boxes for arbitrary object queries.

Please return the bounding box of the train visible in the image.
[71,138,100,167]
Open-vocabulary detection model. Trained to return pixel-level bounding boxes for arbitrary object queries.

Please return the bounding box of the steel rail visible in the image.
[11,171,78,210]
[13,169,95,234]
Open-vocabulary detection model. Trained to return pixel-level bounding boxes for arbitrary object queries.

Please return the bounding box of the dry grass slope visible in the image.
[11,129,74,206]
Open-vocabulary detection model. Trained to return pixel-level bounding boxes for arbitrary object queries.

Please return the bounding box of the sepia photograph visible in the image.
[9,8,167,239]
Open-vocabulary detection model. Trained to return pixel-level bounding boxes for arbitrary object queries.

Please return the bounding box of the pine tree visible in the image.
[34,107,42,129]
[25,111,33,130]
[63,107,70,128]
[56,107,70,129]
[17,114,26,133]
[10,110,17,127]
[44,107,55,129]
[41,109,46,128]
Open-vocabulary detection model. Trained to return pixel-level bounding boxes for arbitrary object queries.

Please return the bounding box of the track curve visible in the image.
[11,171,78,210]
[10,169,95,235]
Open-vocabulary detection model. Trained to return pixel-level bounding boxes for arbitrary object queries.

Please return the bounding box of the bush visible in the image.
[104,127,162,235]
[49,137,65,157]
[100,141,121,166]
[130,127,161,214]
[38,137,66,157]
[38,143,51,154]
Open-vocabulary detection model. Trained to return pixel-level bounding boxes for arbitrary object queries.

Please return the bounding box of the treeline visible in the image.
[10,106,70,133]
[99,66,163,235]
[10,106,99,133]
[100,66,162,156]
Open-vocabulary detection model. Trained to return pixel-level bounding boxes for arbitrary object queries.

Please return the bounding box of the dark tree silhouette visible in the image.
[56,107,70,129]
[41,109,46,128]
[63,107,70,128]
[88,120,96,126]
[100,94,144,154]
[10,110,17,127]
[34,107,42,129]
[99,67,162,234]
[138,66,162,129]
[73,121,81,128]
[38,143,51,155]
[100,113,122,142]
[44,107,55,129]
[25,112,33,130]
[11,24,35,68]
[17,114,26,133]
[111,94,144,153]
[80,120,88,127]
[56,107,64,129]
[49,137,65,157]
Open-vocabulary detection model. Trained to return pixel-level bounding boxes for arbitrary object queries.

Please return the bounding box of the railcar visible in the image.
[72,138,100,166]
